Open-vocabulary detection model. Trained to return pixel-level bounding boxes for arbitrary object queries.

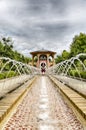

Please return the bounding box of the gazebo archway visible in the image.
[30,49,56,68]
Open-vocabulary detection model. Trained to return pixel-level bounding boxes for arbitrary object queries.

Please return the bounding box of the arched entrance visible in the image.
[30,49,56,69]
[39,55,47,73]
[40,62,46,73]
[39,55,47,60]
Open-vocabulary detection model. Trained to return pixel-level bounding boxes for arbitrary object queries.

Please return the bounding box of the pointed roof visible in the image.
[30,49,56,55]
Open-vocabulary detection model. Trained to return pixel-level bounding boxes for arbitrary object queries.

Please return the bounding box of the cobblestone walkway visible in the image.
[3,76,83,130]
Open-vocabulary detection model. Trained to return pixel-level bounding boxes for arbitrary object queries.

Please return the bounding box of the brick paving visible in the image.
[3,76,83,130]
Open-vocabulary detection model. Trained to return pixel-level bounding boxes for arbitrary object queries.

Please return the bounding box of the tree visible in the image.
[0,42,4,56]
[0,37,31,64]
[55,55,63,64]
[62,50,70,60]
[70,33,86,56]
[55,50,70,63]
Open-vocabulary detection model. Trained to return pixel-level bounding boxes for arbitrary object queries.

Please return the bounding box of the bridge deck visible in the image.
[0,76,83,130]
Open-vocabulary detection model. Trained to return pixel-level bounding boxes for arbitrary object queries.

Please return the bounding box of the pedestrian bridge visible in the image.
[0,54,86,129]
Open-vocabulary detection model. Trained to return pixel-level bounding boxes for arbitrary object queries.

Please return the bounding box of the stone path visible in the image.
[3,76,83,130]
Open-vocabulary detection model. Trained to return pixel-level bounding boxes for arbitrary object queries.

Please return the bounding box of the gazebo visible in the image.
[30,49,56,69]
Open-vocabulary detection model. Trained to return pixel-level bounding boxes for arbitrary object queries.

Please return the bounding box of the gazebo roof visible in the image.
[30,49,56,55]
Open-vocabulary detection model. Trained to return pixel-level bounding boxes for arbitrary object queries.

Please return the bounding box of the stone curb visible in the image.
[0,76,36,124]
[49,76,86,125]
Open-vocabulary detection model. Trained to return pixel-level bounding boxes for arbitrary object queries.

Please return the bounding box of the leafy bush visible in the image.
[6,71,18,78]
[69,70,80,77]
[0,71,18,80]
[80,71,86,79]
[69,69,86,79]
[0,73,5,79]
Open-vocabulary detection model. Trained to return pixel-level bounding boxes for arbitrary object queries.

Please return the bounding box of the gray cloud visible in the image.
[0,0,86,56]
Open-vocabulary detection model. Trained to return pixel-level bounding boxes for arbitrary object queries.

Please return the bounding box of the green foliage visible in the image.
[80,71,86,79]
[55,33,86,63]
[69,70,86,79]
[6,71,18,78]
[0,36,33,80]
[0,71,18,79]
[70,33,86,56]
[69,70,80,77]
[0,73,5,79]
[84,60,86,65]
[34,57,38,62]
[62,50,70,60]
[55,50,70,64]
[0,37,31,64]
[55,32,86,79]
[55,55,63,64]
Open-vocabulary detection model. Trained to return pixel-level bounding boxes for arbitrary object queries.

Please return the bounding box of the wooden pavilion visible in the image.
[30,49,56,69]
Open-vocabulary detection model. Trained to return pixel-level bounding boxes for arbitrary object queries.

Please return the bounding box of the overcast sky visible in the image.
[0,0,86,56]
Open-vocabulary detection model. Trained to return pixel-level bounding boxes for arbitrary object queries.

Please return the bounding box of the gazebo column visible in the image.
[47,54,49,68]
[52,55,55,65]
[32,55,34,66]
[37,54,40,68]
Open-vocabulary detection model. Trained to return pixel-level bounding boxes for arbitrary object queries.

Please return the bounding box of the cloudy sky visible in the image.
[0,0,86,56]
